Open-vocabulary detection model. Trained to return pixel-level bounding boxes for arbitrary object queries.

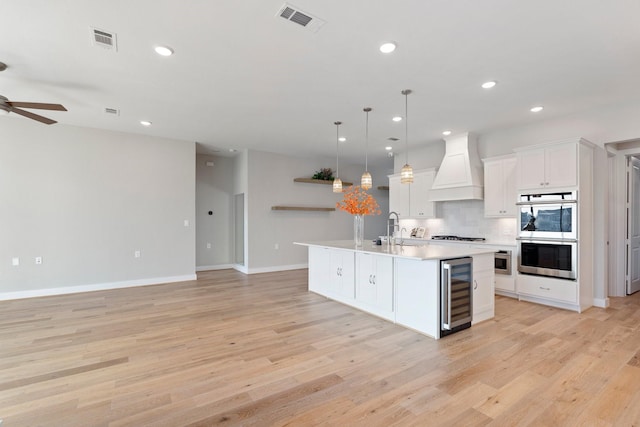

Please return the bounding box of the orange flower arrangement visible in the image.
[336,185,381,216]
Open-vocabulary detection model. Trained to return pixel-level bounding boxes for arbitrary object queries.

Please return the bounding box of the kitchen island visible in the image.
[295,240,496,339]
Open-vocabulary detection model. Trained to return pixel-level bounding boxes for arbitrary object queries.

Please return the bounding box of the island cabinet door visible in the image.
[308,247,331,296]
[329,249,355,302]
[472,253,495,324]
[355,253,393,318]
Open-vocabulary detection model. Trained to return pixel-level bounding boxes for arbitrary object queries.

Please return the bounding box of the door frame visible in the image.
[607,141,640,297]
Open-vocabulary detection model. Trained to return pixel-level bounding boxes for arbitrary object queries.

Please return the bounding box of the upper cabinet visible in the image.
[516,142,577,191]
[388,169,437,219]
[483,155,517,217]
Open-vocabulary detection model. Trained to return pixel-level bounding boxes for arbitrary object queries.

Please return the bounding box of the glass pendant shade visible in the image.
[333,178,343,193]
[361,171,372,190]
[400,164,414,183]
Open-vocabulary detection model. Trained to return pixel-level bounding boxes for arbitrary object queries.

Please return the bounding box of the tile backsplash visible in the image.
[398,200,517,242]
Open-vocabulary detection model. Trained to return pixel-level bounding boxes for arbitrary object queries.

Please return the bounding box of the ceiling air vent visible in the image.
[91,27,117,51]
[276,3,325,33]
[104,107,119,116]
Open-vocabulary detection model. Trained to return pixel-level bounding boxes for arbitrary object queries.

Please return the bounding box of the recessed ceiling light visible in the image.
[154,46,174,56]
[140,120,152,126]
[385,146,393,151]
[481,81,497,89]
[530,106,544,113]
[392,116,403,122]
[442,130,452,136]
[338,137,346,142]
[379,42,396,53]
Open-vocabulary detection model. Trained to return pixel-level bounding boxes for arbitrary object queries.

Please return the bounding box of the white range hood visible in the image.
[429,132,484,201]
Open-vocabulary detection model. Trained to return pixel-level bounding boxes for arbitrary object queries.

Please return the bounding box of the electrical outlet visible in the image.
[11,257,19,266]
[274,243,279,250]
[134,250,141,258]
[35,256,43,265]
[184,219,189,227]
[206,243,211,249]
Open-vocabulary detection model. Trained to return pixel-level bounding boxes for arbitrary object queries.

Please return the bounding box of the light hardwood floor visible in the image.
[2,269,640,426]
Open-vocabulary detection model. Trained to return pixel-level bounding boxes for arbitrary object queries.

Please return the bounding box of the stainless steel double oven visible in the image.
[516,191,578,280]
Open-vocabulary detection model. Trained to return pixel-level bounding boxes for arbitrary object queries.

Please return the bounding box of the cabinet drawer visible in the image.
[517,274,577,303]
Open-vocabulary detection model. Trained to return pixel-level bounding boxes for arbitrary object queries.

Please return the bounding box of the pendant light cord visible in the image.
[404,90,409,164]
[365,109,369,172]
[334,121,341,178]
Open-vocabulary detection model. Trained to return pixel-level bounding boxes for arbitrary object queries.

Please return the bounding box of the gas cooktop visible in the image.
[431,235,486,242]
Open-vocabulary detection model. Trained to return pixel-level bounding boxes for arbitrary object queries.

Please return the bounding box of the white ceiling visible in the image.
[2,1,639,165]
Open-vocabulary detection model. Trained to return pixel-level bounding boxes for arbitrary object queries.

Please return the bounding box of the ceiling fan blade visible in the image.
[8,101,67,111]
[11,107,57,125]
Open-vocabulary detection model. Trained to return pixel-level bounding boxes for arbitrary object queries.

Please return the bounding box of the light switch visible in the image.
[184,219,189,227]
[134,250,141,258]
[35,257,43,265]
[11,257,19,266]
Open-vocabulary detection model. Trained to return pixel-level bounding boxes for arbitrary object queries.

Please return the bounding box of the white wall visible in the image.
[196,154,234,269]
[244,150,389,272]
[0,119,196,298]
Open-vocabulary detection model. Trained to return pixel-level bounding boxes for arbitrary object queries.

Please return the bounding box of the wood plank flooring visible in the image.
[2,269,640,426]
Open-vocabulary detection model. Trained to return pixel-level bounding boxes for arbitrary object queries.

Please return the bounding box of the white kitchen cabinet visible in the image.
[355,253,394,320]
[388,174,410,217]
[410,170,437,218]
[471,253,495,324]
[308,246,354,303]
[483,155,517,217]
[388,169,437,219]
[516,142,577,191]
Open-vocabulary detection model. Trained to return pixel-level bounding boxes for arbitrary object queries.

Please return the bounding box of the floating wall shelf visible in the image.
[377,186,389,191]
[294,178,354,186]
[271,206,335,212]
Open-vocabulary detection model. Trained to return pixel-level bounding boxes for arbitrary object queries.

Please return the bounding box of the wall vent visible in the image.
[91,27,117,51]
[104,107,120,116]
[276,3,325,32]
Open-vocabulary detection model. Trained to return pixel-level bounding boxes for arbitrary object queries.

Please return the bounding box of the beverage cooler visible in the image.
[440,257,473,337]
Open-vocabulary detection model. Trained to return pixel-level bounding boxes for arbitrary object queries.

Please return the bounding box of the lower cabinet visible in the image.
[472,253,495,324]
[354,253,394,320]
[517,273,578,305]
[308,246,354,303]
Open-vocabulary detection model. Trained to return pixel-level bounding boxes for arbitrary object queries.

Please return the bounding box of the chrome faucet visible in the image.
[387,211,400,246]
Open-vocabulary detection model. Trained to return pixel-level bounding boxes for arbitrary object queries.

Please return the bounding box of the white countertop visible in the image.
[294,240,496,260]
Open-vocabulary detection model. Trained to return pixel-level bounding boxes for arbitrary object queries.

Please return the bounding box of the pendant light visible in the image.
[400,89,414,184]
[333,121,343,193]
[361,107,373,190]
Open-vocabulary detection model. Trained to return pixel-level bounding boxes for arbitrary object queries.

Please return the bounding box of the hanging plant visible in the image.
[312,168,334,181]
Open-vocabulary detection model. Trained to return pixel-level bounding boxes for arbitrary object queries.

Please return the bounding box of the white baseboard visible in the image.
[593,297,610,308]
[196,264,234,272]
[244,263,308,275]
[233,264,249,274]
[0,274,197,301]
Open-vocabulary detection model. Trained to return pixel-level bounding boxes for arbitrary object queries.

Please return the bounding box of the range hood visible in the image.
[429,132,484,201]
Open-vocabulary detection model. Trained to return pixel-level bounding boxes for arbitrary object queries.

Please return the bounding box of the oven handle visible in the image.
[516,199,577,206]
[516,237,578,243]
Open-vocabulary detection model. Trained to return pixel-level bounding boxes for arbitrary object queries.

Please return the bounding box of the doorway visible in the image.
[628,156,640,294]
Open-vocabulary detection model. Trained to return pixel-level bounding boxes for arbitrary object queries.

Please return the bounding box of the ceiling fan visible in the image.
[0,95,67,125]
